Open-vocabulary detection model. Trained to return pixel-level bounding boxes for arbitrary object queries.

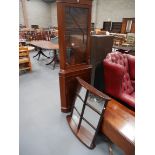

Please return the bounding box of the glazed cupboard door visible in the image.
[57,1,92,69]
[65,6,89,66]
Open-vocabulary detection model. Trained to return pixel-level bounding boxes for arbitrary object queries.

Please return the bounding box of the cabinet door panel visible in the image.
[65,6,89,65]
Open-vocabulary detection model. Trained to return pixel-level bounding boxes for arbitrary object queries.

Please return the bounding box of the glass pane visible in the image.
[72,108,80,126]
[78,87,87,100]
[74,96,83,114]
[81,119,95,136]
[87,93,106,113]
[83,106,100,128]
[65,6,88,65]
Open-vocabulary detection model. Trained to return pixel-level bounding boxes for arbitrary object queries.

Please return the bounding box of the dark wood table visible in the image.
[29,40,59,69]
[101,99,135,155]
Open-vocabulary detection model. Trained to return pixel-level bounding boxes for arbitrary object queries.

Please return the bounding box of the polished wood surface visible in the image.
[59,66,91,112]
[29,40,59,50]
[101,98,135,155]
[57,0,92,112]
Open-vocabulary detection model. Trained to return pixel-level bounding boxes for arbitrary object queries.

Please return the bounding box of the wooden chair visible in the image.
[19,47,32,72]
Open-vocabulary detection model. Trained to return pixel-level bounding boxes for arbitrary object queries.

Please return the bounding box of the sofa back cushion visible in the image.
[105,52,134,95]
[106,52,129,71]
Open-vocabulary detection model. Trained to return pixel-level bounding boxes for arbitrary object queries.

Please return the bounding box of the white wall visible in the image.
[26,0,51,27]
[49,0,134,28]
[19,0,135,29]
[19,0,51,28]
[19,0,24,25]
[50,2,57,27]
[91,0,97,23]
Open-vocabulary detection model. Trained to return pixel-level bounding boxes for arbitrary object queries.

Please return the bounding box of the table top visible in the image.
[29,40,59,50]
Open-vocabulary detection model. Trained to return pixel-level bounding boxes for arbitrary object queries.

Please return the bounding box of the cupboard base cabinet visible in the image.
[59,66,91,112]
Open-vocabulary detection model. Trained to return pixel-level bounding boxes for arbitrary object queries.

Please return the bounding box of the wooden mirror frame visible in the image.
[67,77,111,149]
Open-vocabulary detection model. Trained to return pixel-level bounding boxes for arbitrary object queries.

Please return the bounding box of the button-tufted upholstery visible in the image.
[103,52,135,108]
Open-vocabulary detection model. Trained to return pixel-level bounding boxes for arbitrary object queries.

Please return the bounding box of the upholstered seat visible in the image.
[103,52,135,108]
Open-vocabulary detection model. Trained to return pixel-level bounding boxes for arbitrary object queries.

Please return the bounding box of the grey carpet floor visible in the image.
[19,51,124,155]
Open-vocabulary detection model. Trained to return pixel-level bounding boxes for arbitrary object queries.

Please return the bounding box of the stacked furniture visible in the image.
[125,33,135,46]
[121,18,135,34]
[102,21,112,32]
[112,33,126,46]
[103,52,135,108]
[19,28,58,42]
[111,22,122,33]
[102,18,135,34]
[19,47,32,72]
[102,21,122,33]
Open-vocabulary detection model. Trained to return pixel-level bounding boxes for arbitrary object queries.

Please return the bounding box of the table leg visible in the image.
[46,50,59,69]
[33,48,50,60]
[33,52,39,58]
[41,50,50,59]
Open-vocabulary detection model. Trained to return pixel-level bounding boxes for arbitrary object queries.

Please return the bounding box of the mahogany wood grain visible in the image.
[101,98,135,155]
[29,40,59,50]
[59,66,91,112]
[57,0,92,112]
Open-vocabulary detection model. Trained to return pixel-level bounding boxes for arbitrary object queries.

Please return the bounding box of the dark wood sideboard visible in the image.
[90,35,114,91]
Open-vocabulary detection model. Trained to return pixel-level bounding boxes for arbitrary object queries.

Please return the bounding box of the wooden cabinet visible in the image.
[90,35,114,91]
[57,0,92,112]
[121,18,135,34]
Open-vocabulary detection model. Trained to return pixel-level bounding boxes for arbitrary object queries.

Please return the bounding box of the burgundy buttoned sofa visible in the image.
[103,51,135,108]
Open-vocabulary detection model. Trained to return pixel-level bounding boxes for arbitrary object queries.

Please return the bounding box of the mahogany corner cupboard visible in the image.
[56,0,92,112]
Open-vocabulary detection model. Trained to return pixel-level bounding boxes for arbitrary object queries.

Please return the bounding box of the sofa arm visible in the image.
[120,93,135,108]
[103,60,125,98]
